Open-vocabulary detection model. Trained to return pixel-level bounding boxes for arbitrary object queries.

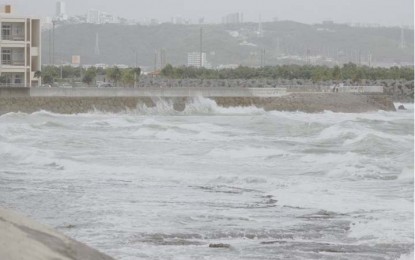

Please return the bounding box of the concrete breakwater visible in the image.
[0,207,114,260]
[0,87,395,114]
[134,77,413,101]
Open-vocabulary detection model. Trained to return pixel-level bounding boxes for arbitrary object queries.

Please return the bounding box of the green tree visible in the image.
[82,67,97,86]
[40,66,59,84]
[34,71,42,79]
[106,67,122,86]
[42,74,54,84]
[0,75,8,84]
[121,69,135,87]
[133,67,141,86]
[332,66,341,83]
[161,64,174,77]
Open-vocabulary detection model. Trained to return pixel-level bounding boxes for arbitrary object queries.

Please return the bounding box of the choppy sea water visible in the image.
[0,98,413,260]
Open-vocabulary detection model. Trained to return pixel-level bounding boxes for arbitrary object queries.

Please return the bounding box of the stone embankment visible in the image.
[133,77,413,101]
[0,87,395,114]
[0,207,114,260]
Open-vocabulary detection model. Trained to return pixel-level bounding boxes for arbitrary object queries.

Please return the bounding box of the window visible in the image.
[13,49,24,65]
[14,74,22,84]
[2,24,11,40]
[12,24,24,40]
[2,49,11,65]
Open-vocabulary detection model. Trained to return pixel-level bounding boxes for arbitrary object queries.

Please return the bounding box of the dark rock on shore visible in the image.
[209,243,231,248]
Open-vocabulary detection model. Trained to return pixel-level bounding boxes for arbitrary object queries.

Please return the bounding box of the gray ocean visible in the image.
[0,98,413,260]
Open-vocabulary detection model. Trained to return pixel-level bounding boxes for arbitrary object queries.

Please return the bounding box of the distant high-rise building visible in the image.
[171,16,184,24]
[222,13,243,24]
[87,9,100,24]
[55,1,67,21]
[187,52,207,68]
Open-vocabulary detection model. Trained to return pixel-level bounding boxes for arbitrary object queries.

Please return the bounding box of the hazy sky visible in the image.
[6,0,415,26]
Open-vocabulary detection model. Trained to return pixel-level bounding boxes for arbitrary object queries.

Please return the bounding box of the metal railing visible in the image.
[1,60,25,66]
[1,34,25,41]
[0,83,26,88]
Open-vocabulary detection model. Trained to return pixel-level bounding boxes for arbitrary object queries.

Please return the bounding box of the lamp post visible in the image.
[52,19,56,65]
[134,50,138,88]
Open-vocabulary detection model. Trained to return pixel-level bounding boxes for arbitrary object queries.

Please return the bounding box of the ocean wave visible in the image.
[208,146,290,159]
[130,97,266,116]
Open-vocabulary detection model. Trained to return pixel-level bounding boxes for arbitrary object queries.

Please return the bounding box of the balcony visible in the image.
[1,60,25,66]
[1,34,25,41]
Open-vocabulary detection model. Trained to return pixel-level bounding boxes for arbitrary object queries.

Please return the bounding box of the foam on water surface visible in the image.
[0,99,413,259]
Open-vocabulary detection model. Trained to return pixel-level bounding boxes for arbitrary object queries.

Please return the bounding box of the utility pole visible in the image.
[48,28,52,64]
[200,27,203,68]
[368,52,372,67]
[134,50,138,87]
[399,27,406,49]
[94,32,100,56]
[154,50,157,72]
[52,19,56,65]
[260,49,265,67]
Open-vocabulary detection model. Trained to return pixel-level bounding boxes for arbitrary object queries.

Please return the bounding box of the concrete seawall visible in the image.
[0,87,396,114]
[0,207,114,260]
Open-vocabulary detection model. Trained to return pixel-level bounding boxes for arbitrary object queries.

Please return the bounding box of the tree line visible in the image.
[39,66,141,86]
[161,63,414,83]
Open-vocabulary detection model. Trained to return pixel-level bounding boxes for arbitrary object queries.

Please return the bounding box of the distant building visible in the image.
[100,12,116,24]
[55,1,68,21]
[87,9,100,24]
[171,16,184,24]
[0,5,41,87]
[187,52,208,68]
[87,9,117,24]
[222,13,243,24]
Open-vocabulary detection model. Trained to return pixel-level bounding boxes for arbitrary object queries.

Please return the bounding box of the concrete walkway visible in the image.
[0,207,114,260]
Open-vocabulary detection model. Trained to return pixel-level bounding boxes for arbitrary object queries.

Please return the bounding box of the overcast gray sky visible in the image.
[6,0,414,26]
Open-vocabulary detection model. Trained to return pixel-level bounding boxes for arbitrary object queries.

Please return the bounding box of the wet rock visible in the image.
[63,224,76,229]
[173,101,185,112]
[209,243,231,248]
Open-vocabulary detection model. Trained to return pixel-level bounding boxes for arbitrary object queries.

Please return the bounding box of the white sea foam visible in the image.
[398,251,415,260]
[0,101,413,259]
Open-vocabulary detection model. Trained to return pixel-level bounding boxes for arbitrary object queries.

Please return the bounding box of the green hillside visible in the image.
[42,21,414,68]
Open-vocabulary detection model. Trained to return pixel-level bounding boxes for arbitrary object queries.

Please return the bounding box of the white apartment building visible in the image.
[87,9,116,24]
[87,9,100,24]
[55,1,68,21]
[222,13,243,24]
[187,52,207,68]
[0,5,41,87]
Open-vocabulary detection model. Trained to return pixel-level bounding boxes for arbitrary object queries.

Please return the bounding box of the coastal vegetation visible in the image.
[39,65,141,86]
[160,63,414,82]
[39,63,413,87]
